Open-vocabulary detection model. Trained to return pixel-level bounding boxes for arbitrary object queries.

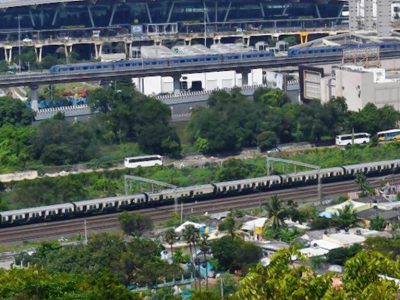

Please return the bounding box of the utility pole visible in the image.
[18,15,21,73]
[180,201,183,223]
[266,157,323,204]
[84,219,88,245]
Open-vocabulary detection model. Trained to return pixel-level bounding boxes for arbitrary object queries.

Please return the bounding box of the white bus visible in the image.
[335,133,370,146]
[124,155,163,168]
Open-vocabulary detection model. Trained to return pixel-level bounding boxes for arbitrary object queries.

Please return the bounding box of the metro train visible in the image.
[1,159,400,227]
[48,41,400,75]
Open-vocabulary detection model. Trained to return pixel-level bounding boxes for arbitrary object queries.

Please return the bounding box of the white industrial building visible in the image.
[132,44,263,95]
[300,63,400,111]
[320,65,400,111]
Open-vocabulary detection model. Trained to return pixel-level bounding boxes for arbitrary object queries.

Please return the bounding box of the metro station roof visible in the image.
[291,33,400,49]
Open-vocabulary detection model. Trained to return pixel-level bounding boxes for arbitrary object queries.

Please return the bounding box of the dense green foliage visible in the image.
[18,234,181,287]
[325,244,363,265]
[0,96,35,127]
[88,83,181,156]
[211,236,262,272]
[0,267,137,300]
[363,236,400,259]
[187,89,400,154]
[33,118,98,165]
[235,248,400,300]
[0,80,180,172]
[119,212,154,237]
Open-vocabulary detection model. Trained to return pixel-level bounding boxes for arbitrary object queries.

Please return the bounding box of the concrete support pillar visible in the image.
[35,45,43,63]
[4,46,12,64]
[136,77,145,93]
[242,36,250,47]
[64,44,73,62]
[241,70,249,86]
[213,37,221,44]
[30,85,39,111]
[184,38,192,46]
[94,43,103,60]
[125,42,132,59]
[172,75,181,92]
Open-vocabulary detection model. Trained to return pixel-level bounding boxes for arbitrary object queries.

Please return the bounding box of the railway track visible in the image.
[0,174,398,244]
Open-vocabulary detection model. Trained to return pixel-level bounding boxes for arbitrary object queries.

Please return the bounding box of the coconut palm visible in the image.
[165,228,177,258]
[333,204,359,229]
[199,233,211,289]
[355,173,373,197]
[220,214,236,239]
[182,225,200,287]
[263,195,287,230]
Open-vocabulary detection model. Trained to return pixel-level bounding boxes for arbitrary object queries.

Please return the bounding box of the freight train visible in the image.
[48,41,400,74]
[1,159,399,227]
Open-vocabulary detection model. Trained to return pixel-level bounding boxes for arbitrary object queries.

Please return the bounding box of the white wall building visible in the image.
[317,65,400,111]
[133,69,263,95]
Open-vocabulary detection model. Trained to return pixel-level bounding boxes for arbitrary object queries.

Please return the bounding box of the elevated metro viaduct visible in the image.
[0,0,345,33]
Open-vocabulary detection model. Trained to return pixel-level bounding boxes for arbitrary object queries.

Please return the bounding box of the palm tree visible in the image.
[173,248,185,264]
[199,233,210,289]
[220,215,236,239]
[182,225,200,288]
[263,195,287,230]
[165,228,177,258]
[355,173,373,197]
[334,204,359,229]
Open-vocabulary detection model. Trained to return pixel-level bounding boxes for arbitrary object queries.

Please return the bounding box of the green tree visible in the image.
[0,125,35,171]
[369,215,387,231]
[350,103,400,134]
[88,87,181,156]
[187,89,261,153]
[332,204,359,229]
[343,251,399,299]
[165,228,178,257]
[33,118,97,165]
[325,244,362,265]
[363,237,400,259]
[218,214,237,238]
[211,236,262,272]
[263,195,286,231]
[199,233,211,289]
[215,159,251,181]
[40,54,59,69]
[235,248,332,299]
[119,212,154,237]
[182,224,200,287]
[0,96,35,127]
[257,131,279,152]
[355,173,373,196]
[191,290,220,300]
